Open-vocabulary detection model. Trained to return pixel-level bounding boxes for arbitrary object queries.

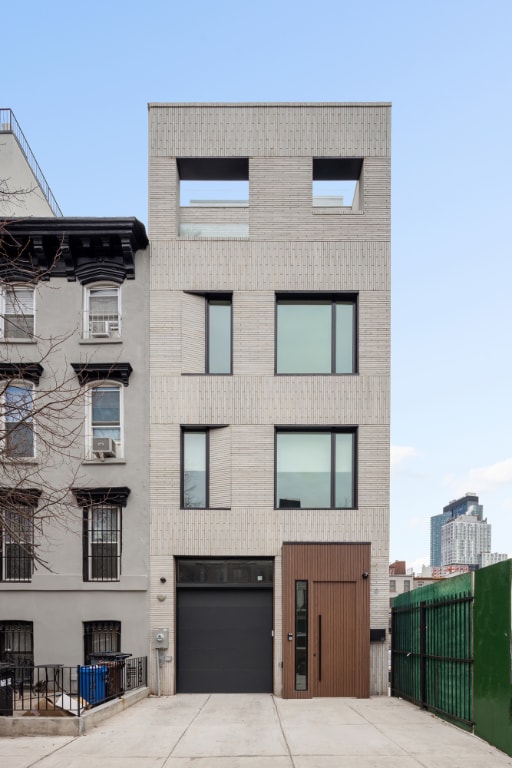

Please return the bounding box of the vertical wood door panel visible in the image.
[313,581,357,697]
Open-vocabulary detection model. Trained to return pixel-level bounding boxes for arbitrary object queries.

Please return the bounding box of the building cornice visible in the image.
[0,217,148,284]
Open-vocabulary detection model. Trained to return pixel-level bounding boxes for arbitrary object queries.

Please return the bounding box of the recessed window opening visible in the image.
[276,295,356,374]
[276,429,355,509]
[178,158,249,207]
[312,158,363,210]
[207,297,232,374]
[182,430,208,508]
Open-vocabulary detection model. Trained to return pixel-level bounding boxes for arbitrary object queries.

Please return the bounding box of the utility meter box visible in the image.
[153,628,169,648]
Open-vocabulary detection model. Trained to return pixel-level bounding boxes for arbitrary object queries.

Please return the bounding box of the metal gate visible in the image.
[391,592,473,727]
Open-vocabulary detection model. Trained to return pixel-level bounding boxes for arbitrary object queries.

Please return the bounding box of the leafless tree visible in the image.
[0,219,88,570]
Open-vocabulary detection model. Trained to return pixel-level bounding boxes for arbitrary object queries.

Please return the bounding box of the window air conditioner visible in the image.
[90,320,110,338]
[92,437,116,458]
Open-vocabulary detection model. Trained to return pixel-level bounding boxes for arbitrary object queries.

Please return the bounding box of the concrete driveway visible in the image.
[1,693,512,767]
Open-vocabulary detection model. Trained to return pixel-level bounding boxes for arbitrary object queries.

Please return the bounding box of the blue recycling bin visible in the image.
[79,665,107,705]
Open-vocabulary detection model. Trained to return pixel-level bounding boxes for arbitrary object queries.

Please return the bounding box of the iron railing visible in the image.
[391,593,473,727]
[0,656,147,717]
[0,108,63,217]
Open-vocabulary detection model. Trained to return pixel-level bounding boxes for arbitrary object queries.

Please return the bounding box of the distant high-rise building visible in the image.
[430,493,482,567]
[441,513,491,568]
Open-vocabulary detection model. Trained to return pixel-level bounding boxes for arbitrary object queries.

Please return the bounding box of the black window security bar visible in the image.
[83,621,120,665]
[0,109,63,217]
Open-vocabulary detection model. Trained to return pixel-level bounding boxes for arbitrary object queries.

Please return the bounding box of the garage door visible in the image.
[177,588,273,693]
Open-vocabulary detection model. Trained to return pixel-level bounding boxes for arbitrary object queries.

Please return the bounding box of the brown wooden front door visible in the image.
[282,543,370,699]
[312,581,357,697]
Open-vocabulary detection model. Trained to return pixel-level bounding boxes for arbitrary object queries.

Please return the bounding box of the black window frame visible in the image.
[181,427,210,509]
[275,292,358,375]
[274,426,357,510]
[206,293,233,375]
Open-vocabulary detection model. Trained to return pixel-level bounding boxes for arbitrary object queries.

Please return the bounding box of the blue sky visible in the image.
[3,0,512,571]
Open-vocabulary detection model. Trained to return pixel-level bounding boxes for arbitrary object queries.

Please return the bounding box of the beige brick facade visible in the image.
[148,103,391,696]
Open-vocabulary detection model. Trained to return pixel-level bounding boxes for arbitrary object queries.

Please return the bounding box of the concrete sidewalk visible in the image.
[1,693,512,767]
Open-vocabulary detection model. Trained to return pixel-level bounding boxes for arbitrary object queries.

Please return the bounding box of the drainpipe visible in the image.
[155,649,161,697]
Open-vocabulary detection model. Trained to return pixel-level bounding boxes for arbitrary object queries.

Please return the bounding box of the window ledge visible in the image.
[80,338,123,345]
[83,458,127,465]
[180,507,232,511]
[0,338,37,344]
[312,207,364,215]
[0,458,38,465]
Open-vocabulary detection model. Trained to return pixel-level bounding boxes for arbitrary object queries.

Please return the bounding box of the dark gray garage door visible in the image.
[177,588,273,693]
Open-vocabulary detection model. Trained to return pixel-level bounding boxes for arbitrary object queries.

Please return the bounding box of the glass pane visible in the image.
[276,432,331,508]
[92,387,120,424]
[208,301,231,373]
[92,507,118,543]
[295,580,308,691]
[277,302,331,373]
[184,432,207,508]
[335,433,354,508]
[335,302,354,373]
[89,289,119,317]
[5,385,34,457]
[177,559,273,584]
[5,288,34,314]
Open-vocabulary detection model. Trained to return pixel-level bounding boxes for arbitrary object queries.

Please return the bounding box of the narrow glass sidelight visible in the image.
[295,580,308,691]
[183,431,207,508]
[207,299,231,374]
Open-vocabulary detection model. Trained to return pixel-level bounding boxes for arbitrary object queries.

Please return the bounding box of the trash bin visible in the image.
[79,665,107,705]
[89,653,131,697]
[0,663,14,717]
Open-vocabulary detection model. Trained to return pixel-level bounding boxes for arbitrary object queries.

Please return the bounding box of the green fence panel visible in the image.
[392,573,473,729]
[474,560,512,757]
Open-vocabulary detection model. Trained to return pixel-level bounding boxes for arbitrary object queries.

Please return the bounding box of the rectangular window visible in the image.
[207,298,232,374]
[90,385,122,455]
[83,620,120,665]
[276,430,355,509]
[0,621,33,667]
[276,295,356,374]
[178,158,249,207]
[1,286,35,340]
[389,579,396,593]
[404,580,410,592]
[0,508,34,581]
[182,430,208,508]
[3,383,34,458]
[84,505,121,581]
[312,158,363,211]
[85,286,121,339]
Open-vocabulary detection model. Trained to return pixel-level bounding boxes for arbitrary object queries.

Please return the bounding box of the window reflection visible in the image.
[276,298,355,374]
[276,431,354,509]
[183,431,207,508]
[208,300,231,374]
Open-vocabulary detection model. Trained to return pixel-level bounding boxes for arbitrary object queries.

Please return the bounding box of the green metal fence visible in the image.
[391,580,474,729]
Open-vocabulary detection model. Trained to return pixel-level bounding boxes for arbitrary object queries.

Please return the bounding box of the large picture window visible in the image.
[276,429,355,509]
[276,295,356,374]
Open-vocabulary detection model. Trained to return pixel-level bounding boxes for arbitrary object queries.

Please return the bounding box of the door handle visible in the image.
[318,614,322,682]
